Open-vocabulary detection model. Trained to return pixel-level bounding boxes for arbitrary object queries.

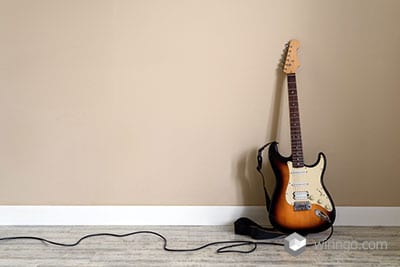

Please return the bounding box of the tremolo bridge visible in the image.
[293,201,311,211]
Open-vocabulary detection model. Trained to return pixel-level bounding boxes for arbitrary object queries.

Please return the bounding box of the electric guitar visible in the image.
[268,40,335,233]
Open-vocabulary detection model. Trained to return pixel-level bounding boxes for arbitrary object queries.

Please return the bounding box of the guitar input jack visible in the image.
[315,209,331,223]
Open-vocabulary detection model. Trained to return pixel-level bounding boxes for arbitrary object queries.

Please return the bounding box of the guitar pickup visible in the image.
[293,191,309,200]
[293,201,311,211]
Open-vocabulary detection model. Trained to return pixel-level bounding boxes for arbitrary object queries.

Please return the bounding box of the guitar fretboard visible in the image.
[287,74,304,168]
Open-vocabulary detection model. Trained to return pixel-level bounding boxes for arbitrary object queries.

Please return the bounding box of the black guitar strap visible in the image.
[234,142,286,239]
[255,142,274,212]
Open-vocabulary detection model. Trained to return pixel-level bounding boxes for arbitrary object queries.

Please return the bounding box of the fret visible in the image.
[287,73,304,167]
[291,143,303,147]
[291,145,302,149]
[287,75,296,82]
[292,147,303,150]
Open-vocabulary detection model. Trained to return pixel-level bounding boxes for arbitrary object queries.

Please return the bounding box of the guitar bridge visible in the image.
[293,201,311,211]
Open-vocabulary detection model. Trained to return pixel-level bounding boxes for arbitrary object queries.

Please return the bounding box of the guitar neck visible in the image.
[287,73,304,168]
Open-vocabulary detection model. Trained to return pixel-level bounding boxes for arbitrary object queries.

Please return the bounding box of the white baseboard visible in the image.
[0,206,399,226]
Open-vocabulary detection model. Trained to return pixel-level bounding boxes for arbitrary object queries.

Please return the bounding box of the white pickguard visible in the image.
[286,155,333,211]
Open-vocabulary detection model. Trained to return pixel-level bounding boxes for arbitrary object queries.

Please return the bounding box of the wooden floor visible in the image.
[0,226,398,266]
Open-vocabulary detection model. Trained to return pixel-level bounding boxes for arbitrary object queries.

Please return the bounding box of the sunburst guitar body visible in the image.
[268,40,335,234]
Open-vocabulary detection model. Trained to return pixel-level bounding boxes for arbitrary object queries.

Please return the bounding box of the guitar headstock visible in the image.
[283,39,300,74]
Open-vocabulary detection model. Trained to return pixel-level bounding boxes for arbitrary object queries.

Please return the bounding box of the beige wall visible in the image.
[0,0,399,206]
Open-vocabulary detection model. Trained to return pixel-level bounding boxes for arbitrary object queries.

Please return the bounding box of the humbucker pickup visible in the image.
[293,201,311,211]
[293,191,309,200]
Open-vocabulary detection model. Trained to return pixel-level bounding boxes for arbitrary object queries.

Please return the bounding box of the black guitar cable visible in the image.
[0,230,259,253]
[0,223,333,254]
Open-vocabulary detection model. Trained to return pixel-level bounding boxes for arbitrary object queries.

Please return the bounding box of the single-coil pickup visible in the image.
[290,169,307,174]
[290,182,309,186]
[293,191,309,200]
